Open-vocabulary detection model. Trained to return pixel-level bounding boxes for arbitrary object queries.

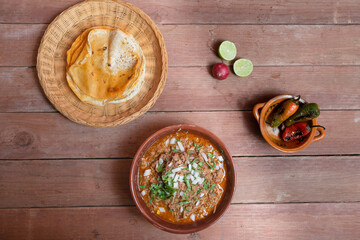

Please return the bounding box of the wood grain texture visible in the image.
[1,66,360,113]
[3,24,360,67]
[1,203,359,240]
[0,111,359,159]
[0,67,54,112]
[1,0,360,25]
[0,156,359,208]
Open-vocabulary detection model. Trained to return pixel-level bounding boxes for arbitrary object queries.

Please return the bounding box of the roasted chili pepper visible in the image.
[270,95,301,128]
[284,103,320,127]
[282,123,325,142]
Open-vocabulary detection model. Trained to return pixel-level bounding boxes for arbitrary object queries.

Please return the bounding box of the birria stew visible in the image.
[138,131,227,223]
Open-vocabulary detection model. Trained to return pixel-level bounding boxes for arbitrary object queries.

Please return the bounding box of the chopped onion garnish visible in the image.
[186,175,191,180]
[174,174,179,182]
[192,179,198,185]
[194,172,199,178]
[188,163,192,171]
[165,139,169,146]
[143,169,151,177]
[215,165,220,170]
[141,190,146,196]
[191,170,194,175]
[218,156,224,162]
[189,156,195,160]
[172,167,182,173]
[190,175,195,182]
[177,141,185,152]
[192,162,198,168]
[173,182,179,189]
[198,178,204,185]
[176,145,180,150]
[179,191,184,197]
[159,207,165,213]
[159,158,164,165]
[196,201,200,206]
[190,214,195,222]
[199,193,204,197]
[201,152,208,162]
[180,206,183,213]
[168,162,173,167]
[169,173,175,178]
[170,138,176,144]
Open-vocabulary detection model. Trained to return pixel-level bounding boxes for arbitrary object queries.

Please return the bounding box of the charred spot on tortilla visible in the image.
[66,26,146,106]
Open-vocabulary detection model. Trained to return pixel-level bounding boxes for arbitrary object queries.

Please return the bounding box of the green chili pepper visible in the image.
[284,103,320,127]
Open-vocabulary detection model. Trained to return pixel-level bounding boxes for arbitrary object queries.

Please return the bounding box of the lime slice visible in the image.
[218,41,237,61]
[233,59,253,77]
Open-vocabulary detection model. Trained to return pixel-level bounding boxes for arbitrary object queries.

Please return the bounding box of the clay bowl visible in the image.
[129,124,236,234]
[253,95,326,153]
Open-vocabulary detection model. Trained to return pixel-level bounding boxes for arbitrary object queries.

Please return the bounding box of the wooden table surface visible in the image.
[1,0,360,239]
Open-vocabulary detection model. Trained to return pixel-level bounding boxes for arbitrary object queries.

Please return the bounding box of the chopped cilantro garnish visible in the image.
[157,164,163,172]
[172,191,177,203]
[185,208,191,212]
[184,178,192,192]
[169,209,174,212]
[207,153,215,158]
[203,180,209,190]
[209,184,216,190]
[194,143,203,152]
[190,158,199,165]
[205,159,216,169]
[171,148,181,153]
[178,200,191,205]
[149,179,176,201]
[139,185,146,189]
[198,162,203,167]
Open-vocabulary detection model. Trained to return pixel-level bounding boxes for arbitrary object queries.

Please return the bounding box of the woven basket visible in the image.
[37,0,168,128]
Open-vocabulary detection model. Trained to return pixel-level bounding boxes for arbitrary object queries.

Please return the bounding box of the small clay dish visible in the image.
[253,95,326,153]
[130,124,235,234]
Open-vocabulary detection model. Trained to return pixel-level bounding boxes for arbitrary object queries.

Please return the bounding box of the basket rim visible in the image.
[36,0,168,128]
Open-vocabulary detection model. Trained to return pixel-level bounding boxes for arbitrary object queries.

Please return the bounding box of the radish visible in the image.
[212,63,229,80]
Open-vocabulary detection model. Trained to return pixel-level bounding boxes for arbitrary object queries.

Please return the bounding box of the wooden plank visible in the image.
[1,66,360,113]
[1,0,360,25]
[0,67,55,112]
[0,111,359,159]
[0,156,359,208]
[0,203,359,240]
[0,159,133,208]
[3,24,360,67]
[0,24,46,66]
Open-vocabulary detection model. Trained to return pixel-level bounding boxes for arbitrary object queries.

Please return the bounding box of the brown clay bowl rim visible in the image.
[129,124,236,234]
[259,95,318,153]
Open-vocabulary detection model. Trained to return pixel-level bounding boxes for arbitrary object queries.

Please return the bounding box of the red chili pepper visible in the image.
[282,122,310,142]
[282,123,325,142]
